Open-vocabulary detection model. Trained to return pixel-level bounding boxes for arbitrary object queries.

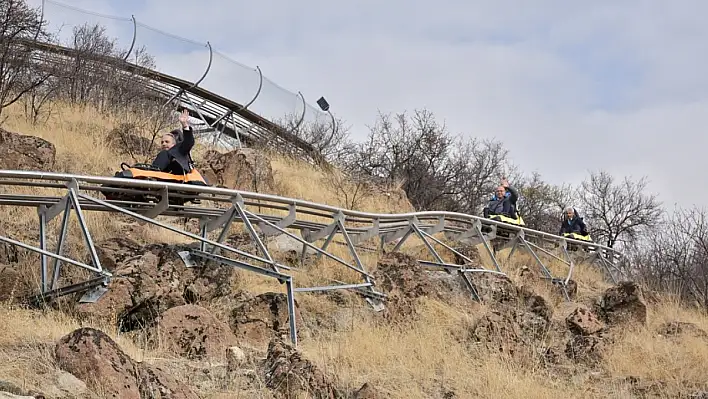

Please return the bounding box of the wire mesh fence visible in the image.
[27,0,332,139]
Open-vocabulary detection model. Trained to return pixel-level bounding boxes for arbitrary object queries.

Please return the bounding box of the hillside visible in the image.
[1,102,707,399]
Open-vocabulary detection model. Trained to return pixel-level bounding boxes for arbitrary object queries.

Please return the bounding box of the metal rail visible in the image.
[0,170,624,347]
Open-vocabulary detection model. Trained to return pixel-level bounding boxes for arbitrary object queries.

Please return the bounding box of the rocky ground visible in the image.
[3,233,708,398]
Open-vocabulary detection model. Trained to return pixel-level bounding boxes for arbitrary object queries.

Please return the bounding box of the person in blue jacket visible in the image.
[559,207,589,236]
[152,109,195,174]
[483,178,519,219]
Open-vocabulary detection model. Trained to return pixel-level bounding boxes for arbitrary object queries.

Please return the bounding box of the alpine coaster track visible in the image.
[0,170,624,346]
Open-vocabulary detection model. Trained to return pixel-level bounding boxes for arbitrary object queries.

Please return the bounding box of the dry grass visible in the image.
[1,102,707,398]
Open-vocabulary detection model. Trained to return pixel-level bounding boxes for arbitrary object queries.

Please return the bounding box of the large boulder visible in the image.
[562,305,608,364]
[230,292,302,349]
[566,305,605,336]
[373,252,439,320]
[197,148,274,192]
[468,288,553,356]
[154,304,238,360]
[597,281,647,327]
[74,238,239,330]
[55,327,198,399]
[264,338,346,399]
[0,128,55,171]
[471,272,518,305]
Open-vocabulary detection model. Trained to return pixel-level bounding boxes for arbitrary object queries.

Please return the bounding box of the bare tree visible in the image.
[347,109,467,211]
[513,172,569,232]
[322,169,374,210]
[633,206,708,309]
[451,138,511,215]
[106,100,175,164]
[62,23,118,104]
[276,112,355,165]
[0,0,51,118]
[577,170,663,248]
[20,71,58,125]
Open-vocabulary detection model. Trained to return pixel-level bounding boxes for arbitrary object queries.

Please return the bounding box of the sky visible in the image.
[26,0,708,210]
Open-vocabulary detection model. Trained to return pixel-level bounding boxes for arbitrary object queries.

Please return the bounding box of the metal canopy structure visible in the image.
[0,170,624,346]
[22,0,333,163]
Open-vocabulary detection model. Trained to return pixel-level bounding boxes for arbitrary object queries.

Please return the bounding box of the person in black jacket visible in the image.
[559,207,588,236]
[483,178,519,219]
[152,109,195,174]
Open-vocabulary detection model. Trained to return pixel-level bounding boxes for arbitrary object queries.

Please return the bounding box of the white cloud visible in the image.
[34,0,708,209]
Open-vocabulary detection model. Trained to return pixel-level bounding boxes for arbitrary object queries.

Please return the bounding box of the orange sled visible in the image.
[100,163,209,205]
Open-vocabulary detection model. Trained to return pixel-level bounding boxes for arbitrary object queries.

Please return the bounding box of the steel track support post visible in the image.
[584,251,617,284]
[232,115,243,149]
[242,209,374,280]
[335,218,373,284]
[77,193,279,268]
[50,198,72,291]
[598,254,618,285]
[38,206,48,293]
[521,237,573,300]
[286,276,298,346]
[67,187,103,273]
[183,95,211,129]
[474,221,502,272]
[314,221,339,260]
[411,222,482,301]
[187,247,297,345]
[232,194,278,272]
[417,228,476,265]
[391,226,414,253]
[199,219,208,252]
[516,234,571,300]
[211,111,233,147]
[0,235,107,275]
[459,272,481,302]
[516,232,553,280]
[505,237,520,262]
[209,109,233,129]
[162,88,185,109]
[561,241,576,285]
[208,208,238,256]
[336,218,385,311]
[300,216,340,266]
[410,221,444,264]
[609,252,624,280]
[525,240,571,268]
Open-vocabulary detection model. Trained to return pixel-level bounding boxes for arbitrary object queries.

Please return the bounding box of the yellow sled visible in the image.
[489,214,526,227]
[562,232,592,242]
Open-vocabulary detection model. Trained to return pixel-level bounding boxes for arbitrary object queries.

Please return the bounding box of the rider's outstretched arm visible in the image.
[506,185,519,204]
[177,125,195,155]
